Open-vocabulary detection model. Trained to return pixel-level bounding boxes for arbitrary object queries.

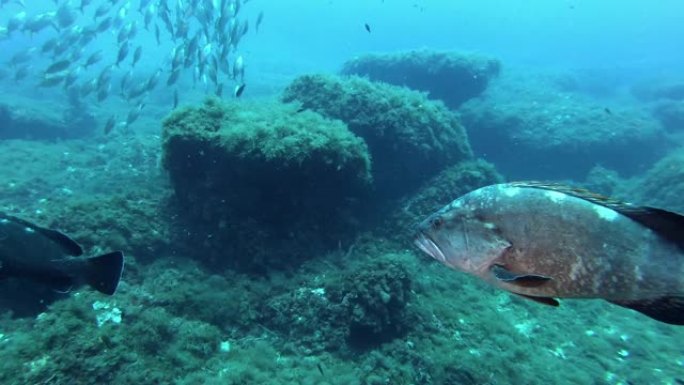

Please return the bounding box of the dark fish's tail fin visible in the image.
[85,251,124,295]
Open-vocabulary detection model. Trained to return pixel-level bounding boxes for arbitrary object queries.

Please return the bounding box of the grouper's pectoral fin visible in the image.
[608,297,684,325]
[515,293,560,307]
[491,264,552,287]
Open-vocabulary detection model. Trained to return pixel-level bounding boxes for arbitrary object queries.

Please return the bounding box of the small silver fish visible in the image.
[234,83,245,98]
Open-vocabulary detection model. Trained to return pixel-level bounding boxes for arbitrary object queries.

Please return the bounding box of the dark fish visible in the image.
[45,59,70,74]
[414,182,684,325]
[84,50,103,68]
[604,107,612,115]
[103,115,116,134]
[131,46,142,67]
[120,69,133,94]
[232,55,244,81]
[96,16,112,33]
[364,23,371,33]
[125,102,145,126]
[39,74,66,87]
[167,68,181,86]
[14,66,30,82]
[234,83,245,98]
[115,42,129,67]
[56,2,77,29]
[0,213,124,295]
[255,11,264,33]
[173,88,178,109]
[79,0,93,13]
[93,3,109,19]
[41,37,58,53]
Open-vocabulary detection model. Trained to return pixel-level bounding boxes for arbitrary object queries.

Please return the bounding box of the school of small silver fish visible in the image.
[0,0,261,133]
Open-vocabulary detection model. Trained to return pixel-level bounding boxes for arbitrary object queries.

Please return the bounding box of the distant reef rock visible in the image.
[625,149,684,213]
[0,101,95,140]
[460,75,668,180]
[384,159,504,243]
[632,80,684,102]
[282,74,473,200]
[162,98,372,271]
[262,256,416,354]
[340,50,501,109]
[652,101,684,132]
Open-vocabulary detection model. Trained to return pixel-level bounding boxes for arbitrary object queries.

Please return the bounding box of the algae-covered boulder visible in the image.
[162,98,372,270]
[632,80,684,102]
[263,256,416,354]
[461,76,668,179]
[341,50,500,109]
[282,74,473,200]
[653,101,684,132]
[0,101,95,140]
[626,149,684,213]
[384,159,503,244]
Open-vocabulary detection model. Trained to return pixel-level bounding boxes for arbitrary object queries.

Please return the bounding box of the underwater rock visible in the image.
[340,50,500,109]
[282,74,473,200]
[632,80,684,102]
[0,102,94,140]
[652,101,684,132]
[460,76,668,179]
[46,195,172,263]
[162,98,372,271]
[263,258,415,353]
[385,159,503,243]
[583,165,622,197]
[626,148,684,213]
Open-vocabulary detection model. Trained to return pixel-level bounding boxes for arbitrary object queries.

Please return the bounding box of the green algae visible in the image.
[161,98,373,271]
[1,74,684,385]
[625,147,684,213]
[162,97,371,182]
[341,49,501,108]
[282,74,473,200]
[460,71,668,180]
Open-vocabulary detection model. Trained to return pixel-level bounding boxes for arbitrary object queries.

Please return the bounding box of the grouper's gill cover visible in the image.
[414,182,684,326]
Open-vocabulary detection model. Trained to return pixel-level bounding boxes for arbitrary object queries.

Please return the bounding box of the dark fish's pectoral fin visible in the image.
[515,293,560,307]
[608,297,684,325]
[491,264,552,287]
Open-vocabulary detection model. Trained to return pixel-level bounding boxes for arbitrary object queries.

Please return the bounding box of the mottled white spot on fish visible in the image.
[501,186,521,197]
[633,266,643,281]
[593,205,618,221]
[24,227,35,233]
[569,260,584,280]
[545,190,566,203]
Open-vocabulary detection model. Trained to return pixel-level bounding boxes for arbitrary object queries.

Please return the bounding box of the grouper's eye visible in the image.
[430,216,444,229]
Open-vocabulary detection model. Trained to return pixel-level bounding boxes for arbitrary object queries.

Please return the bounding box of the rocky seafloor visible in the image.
[1,51,684,385]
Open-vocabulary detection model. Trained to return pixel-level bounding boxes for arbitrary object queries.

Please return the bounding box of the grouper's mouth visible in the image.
[414,233,447,263]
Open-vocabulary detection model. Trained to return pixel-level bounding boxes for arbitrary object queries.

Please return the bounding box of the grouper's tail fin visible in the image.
[85,251,124,295]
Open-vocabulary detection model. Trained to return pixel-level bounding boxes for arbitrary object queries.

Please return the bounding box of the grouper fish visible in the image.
[0,212,124,295]
[414,182,684,325]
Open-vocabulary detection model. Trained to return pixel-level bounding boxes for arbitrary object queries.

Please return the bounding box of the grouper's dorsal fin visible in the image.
[510,182,684,250]
[0,212,83,256]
